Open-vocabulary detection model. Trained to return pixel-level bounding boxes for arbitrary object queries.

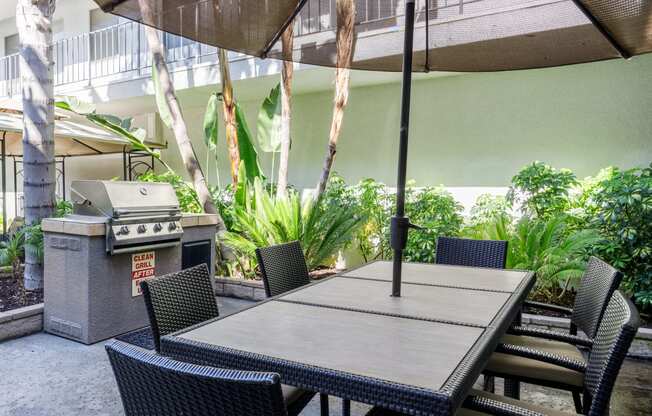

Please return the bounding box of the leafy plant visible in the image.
[203,92,221,188]
[222,179,363,278]
[507,161,578,218]
[137,171,203,213]
[583,165,652,310]
[55,200,73,217]
[257,84,283,184]
[0,228,26,304]
[403,185,464,263]
[55,97,170,170]
[234,103,265,183]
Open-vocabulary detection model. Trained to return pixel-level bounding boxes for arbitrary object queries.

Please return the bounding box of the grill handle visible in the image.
[110,240,180,255]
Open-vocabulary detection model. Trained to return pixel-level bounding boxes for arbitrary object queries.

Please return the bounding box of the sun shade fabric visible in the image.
[0,109,165,157]
[96,0,651,72]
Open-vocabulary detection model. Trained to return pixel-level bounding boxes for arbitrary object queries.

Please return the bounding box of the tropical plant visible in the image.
[468,194,512,227]
[403,186,464,263]
[137,171,203,213]
[203,92,221,188]
[257,84,282,186]
[507,161,578,219]
[55,200,73,217]
[510,215,600,303]
[223,179,364,278]
[0,228,26,305]
[17,0,57,290]
[315,0,356,199]
[583,165,652,310]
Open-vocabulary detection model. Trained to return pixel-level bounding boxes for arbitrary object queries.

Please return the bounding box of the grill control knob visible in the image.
[137,224,147,234]
[153,223,163,233]
[168,222,177,231]
[118,225,129,235]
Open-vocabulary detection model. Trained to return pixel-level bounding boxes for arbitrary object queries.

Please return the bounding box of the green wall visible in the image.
[164,53,652,191]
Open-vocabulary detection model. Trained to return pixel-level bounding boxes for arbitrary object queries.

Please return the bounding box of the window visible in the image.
[4,34,19,56]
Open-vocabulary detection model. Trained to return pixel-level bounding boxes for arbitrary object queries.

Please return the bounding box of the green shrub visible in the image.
[403,185,464,263]
[507,161,578,218]
[582,165,652,310]
[223,179,364,278]
[137,171,203,213]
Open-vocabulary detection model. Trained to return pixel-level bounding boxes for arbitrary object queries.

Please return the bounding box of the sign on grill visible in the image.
[132,251,155,297]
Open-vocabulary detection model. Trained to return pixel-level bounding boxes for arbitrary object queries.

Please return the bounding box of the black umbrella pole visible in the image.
[391,0,416,297]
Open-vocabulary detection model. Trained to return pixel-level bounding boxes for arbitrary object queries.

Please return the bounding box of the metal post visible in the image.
[1,132,6,236]
[390,0,416,297]
[122,148,128,180]
[61,157,66,201]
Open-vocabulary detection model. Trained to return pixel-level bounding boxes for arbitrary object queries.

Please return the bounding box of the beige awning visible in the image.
[0,104,165,157]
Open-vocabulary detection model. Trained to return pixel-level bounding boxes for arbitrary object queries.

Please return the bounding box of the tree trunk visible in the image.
[138,0,226,236]
[315,0,355,199]
[218,49,240,186]
[17,0,56,291]
[276,26,294,199]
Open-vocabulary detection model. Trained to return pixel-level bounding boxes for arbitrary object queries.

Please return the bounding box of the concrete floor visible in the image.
[1,297,650,416]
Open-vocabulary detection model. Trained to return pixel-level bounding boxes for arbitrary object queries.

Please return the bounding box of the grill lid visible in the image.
[71,180,180,218]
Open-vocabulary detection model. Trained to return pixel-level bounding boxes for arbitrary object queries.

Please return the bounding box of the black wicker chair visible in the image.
[482,257,623,411]
[435,236,508,269]
[256,241,336,416]
[140,264,219,354]
[139,264,315,416]
[106,340,316,416]
[368,290,639,416]
[256,241,312,298]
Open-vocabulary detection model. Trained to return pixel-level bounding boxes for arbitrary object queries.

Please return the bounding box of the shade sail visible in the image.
[0,107,165,157]
[97,0,652,72]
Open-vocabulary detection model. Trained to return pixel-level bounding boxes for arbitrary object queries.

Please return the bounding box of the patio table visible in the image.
[161,261,535,416]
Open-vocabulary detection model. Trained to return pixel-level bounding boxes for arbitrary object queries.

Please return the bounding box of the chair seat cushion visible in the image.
[456,389,576,416]
[483,335,585,387]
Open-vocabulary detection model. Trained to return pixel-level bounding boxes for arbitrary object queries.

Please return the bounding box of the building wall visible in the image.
[160,53,652,205]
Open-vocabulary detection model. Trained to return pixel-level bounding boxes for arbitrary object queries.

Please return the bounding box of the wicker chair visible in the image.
[435,237,508,269]
[140,264,219,354]
[256,241,312,298]
[139,264,315,415]
[482,257,623,411]
[367,290,639,416]
[106,340,316,416]
[256,241,335,416]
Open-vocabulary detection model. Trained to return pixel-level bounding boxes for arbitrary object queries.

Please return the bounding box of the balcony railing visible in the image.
[0,0,479,97]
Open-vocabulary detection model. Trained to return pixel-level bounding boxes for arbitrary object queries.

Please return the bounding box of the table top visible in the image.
[162,261,535,416]
[342,261,526,292]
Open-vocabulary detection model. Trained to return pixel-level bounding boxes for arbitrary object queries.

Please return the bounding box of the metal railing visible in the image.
[0,0,479,97]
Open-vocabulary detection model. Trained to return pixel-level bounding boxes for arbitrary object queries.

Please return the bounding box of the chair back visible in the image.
[256,241,311,297]
[140,264,219,352]
[106,341,288,416]
[571,257,623,339]
[584,291,639,416]
[435,236,508,269]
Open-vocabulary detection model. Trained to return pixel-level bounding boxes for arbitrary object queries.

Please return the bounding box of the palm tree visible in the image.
[315,0,356,199]
[218,49,241,186]
[276,26,294,199]
[137,0,225,234]
[17,0,57,290]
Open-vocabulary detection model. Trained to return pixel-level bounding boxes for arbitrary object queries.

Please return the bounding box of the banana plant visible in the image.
[257,84,283,186]
[203,92,221,188]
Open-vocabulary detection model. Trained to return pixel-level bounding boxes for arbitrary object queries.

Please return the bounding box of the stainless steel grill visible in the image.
[71,180,183,255]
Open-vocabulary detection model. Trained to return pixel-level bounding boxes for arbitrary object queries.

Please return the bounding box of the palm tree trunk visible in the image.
[138,0,226,236]
[17,0,56,291]
[218,49,240,186]
[315,0,355,199]
[276,26,294,199]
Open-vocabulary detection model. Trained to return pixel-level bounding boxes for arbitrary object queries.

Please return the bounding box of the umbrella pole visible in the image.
[391,0,416,297]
